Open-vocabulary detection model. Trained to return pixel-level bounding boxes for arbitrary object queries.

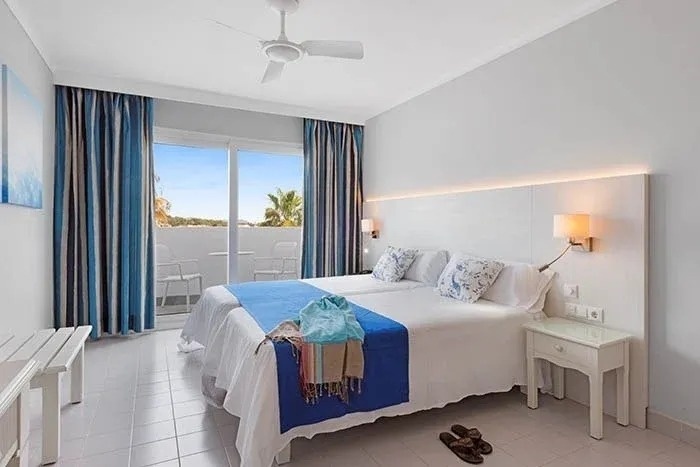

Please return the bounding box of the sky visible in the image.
[154,144,303,222]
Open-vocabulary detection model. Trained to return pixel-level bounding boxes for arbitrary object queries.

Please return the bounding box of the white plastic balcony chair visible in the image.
[156,244,203,312]
[253,241,299,281]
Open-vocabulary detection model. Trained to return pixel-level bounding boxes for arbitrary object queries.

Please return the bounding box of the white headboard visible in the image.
[364,174,648,428]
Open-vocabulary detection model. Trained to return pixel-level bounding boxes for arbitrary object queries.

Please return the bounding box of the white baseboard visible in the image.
[647,410,700,449]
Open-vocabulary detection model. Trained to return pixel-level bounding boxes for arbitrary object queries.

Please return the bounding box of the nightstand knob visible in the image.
[553,344,565,353]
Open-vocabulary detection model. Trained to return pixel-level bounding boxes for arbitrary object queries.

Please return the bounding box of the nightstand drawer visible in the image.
[533,332,594,366]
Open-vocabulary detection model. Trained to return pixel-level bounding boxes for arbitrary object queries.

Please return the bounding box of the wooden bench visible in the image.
[0,327,92,465]
[1,360,39,467]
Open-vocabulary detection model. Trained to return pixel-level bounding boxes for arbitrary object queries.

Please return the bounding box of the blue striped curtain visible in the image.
[53,86,155,338]
[302,119,364,278]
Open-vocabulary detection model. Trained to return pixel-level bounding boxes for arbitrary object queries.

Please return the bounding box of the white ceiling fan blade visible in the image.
[301,40,364,60]
[262,61,284,83]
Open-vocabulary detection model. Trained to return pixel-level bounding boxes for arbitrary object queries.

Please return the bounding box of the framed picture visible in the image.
[0,63,5,202]
[1,63,43,209]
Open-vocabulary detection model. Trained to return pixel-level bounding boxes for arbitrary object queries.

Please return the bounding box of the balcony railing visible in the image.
[155,226,302,307]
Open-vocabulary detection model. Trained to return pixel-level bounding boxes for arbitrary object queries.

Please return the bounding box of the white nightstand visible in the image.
[523,317,632,439]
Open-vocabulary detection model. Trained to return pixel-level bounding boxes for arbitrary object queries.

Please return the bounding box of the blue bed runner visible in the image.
[225,280,409,433]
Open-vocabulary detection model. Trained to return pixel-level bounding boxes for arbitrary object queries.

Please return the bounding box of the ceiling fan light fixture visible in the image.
[263,41,303,63]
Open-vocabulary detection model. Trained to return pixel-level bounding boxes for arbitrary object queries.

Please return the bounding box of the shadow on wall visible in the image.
[647,173,700,428]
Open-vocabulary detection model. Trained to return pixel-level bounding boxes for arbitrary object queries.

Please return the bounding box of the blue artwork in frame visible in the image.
[1,63,43,209]
[0,63,5,202]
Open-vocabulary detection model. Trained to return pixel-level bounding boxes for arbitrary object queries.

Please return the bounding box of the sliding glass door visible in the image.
[234,148,303,282]
[153,132,229,316]
[152,129,302,317]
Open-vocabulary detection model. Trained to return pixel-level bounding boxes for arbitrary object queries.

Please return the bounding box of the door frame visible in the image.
[229,138,303,282]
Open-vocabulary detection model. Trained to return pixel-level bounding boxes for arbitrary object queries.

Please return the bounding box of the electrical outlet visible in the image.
[565,302,577,316]
[562,284,579,299]
[586,306,604,323]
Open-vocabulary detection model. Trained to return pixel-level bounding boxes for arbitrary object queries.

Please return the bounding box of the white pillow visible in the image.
[528,269,556,313]
[436,255,504,303]
[482,262,555,310]
[371,246,418,282]
[404,249,449,286]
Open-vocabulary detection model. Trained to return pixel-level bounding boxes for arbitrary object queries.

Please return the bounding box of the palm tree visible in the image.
[154,196,172,227]
[153,173,172,227]
[259,188,303,227]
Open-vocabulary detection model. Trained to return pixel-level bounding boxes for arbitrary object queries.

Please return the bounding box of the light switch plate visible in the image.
[575,304,588,318]
[586,306,604,323]
[562,284,579,299]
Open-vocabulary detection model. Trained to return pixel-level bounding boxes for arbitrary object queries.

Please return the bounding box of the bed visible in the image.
[180,274,426,350]
[201,286,535,467]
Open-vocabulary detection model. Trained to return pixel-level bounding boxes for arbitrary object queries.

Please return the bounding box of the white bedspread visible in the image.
[301,274,424,295]
[202,287,534,467]
[181,275,425,349]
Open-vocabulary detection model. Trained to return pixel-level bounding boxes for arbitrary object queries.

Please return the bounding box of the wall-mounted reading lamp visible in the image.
[539,214,593,272]
[361,218,378,239]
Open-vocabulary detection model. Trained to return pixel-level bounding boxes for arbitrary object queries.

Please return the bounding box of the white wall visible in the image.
[0,2,54,333]
[154,99,302,144]
[365,175,648,427]
[363,0,699,427]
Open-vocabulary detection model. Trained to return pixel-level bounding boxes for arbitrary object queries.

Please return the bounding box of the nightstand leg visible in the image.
[589,371,604,439]
[552,365,565,400]
[616,341,630,426]
[526,331,538,409]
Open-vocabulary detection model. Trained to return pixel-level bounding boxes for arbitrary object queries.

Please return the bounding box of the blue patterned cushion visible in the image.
[372,246,418,282]
[436,255,504,303]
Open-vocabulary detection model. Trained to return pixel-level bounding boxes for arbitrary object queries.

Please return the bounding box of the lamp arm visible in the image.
[538,243,573,272]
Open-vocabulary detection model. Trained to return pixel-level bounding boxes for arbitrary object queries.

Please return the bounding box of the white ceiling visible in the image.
[7,0,617,123]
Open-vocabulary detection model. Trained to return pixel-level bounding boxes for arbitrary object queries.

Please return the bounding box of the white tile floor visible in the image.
[25,329,700,467]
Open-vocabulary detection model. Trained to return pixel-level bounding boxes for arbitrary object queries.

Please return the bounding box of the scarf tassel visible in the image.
[258,327,364,405]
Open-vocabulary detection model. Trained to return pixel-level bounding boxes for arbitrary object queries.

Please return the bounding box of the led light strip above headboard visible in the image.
[364,167,649,203]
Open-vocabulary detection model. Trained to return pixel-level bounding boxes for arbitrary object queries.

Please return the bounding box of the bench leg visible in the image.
[42,373,61,465]
[8,446,28,467]
[71,345,85,404]
[275,443,291,464]
[9,383,31,467]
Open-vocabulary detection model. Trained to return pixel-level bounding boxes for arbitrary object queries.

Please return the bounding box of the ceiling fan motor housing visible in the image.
[263,41,303,63]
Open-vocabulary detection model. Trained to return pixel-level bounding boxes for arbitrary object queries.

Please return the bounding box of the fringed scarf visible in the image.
[256,295,365,404]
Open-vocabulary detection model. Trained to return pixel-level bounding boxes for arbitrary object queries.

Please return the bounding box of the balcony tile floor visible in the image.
[24,329,700,466]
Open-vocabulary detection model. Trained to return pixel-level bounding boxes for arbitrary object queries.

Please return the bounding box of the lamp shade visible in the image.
[553,214,590,239]
[361,218,375,233]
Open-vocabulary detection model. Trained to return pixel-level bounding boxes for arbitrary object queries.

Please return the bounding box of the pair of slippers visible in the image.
[439,425,493,464]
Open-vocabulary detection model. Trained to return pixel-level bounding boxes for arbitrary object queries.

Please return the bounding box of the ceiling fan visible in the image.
[212,0,364,83]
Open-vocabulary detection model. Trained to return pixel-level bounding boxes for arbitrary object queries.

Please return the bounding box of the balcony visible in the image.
[155,226,302,314]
